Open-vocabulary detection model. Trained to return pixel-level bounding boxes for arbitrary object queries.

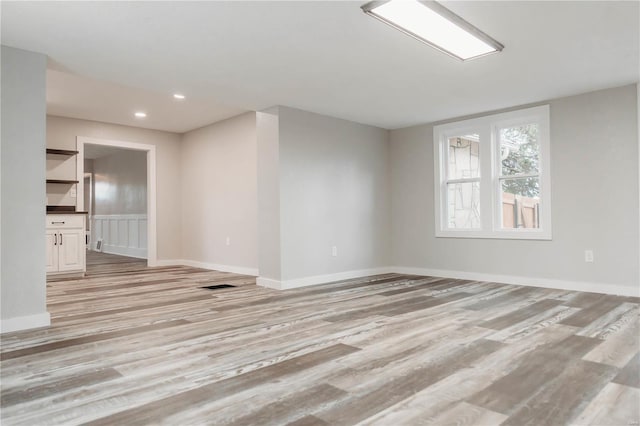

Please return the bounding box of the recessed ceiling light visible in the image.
[361,0,504,61]
[134,112,147,118]
[173,93,185,100]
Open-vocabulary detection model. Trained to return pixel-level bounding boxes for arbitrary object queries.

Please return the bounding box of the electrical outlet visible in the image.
[226,237,231,246]
[584,250,594,263]
[332,246,338,257]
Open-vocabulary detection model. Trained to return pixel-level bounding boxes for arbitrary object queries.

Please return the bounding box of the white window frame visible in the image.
[434,105,551,240]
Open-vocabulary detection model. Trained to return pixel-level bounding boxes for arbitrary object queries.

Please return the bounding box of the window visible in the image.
[434,105,551,239]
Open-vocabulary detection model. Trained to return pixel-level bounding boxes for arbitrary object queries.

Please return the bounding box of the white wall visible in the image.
[390,85,639,295]
[257,106,390,288]
[1,46,49,332]
[180,112,258,274]
[46,116,182,260]
[93,150,147,215]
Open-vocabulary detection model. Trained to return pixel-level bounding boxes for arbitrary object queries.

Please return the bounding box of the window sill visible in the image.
[435,229,552,240]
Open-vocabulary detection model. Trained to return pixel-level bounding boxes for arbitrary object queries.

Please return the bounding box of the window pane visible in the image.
[448,134,480,180]
[501,177,540,229]
[447,182,480,229]
[500,124,539,176]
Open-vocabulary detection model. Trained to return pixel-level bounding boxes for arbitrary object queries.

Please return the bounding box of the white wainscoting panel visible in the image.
[92,214,148,259]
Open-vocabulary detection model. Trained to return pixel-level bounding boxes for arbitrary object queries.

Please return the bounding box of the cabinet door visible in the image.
[46,230,59,273]
[58,229,85,272]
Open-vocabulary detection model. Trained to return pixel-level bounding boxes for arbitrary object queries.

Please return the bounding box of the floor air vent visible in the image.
[201,284,236,290]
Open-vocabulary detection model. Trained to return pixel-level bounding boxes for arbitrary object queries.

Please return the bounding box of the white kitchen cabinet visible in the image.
[47,214,86,276]
[45,229,59,273]
[58,228,84,272]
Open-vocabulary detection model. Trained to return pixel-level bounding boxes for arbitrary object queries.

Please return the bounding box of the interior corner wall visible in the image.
[390,84,639,294]
[1,46,49,332]
[277,107,390,283]
[180,112,258,274]
[46,116,182,261]
[257,108,282,281]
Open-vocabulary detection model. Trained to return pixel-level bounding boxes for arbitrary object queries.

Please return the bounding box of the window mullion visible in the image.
[436,133,447,234]
[498,173,540,180]
[446,177,481,184]
[478,127,493,232]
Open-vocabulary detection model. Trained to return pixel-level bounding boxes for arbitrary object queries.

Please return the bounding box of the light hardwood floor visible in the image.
[1,252,639,425]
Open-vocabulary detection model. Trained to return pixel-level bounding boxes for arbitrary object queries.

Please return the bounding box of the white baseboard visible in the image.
[101,244,147,259]
[256,277,282,289]
[1,312,51,334]
[257,267,394,290]
[152,259,258,276]
[140,259,639,297]
[260,265,638,297]
[181,260,258,276]
[393,266,640,297]
[153,259,183,267]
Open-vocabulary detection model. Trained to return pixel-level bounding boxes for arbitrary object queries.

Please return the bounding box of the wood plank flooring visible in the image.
[1,252,639,425]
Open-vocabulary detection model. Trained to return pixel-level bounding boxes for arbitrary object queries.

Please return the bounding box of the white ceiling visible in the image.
[2,1,639,131]
[47,70,247,133]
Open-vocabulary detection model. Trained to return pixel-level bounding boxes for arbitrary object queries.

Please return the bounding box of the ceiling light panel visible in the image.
[362,0,504,60]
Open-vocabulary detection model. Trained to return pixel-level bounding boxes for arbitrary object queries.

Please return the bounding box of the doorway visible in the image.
[76,136,157,267]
